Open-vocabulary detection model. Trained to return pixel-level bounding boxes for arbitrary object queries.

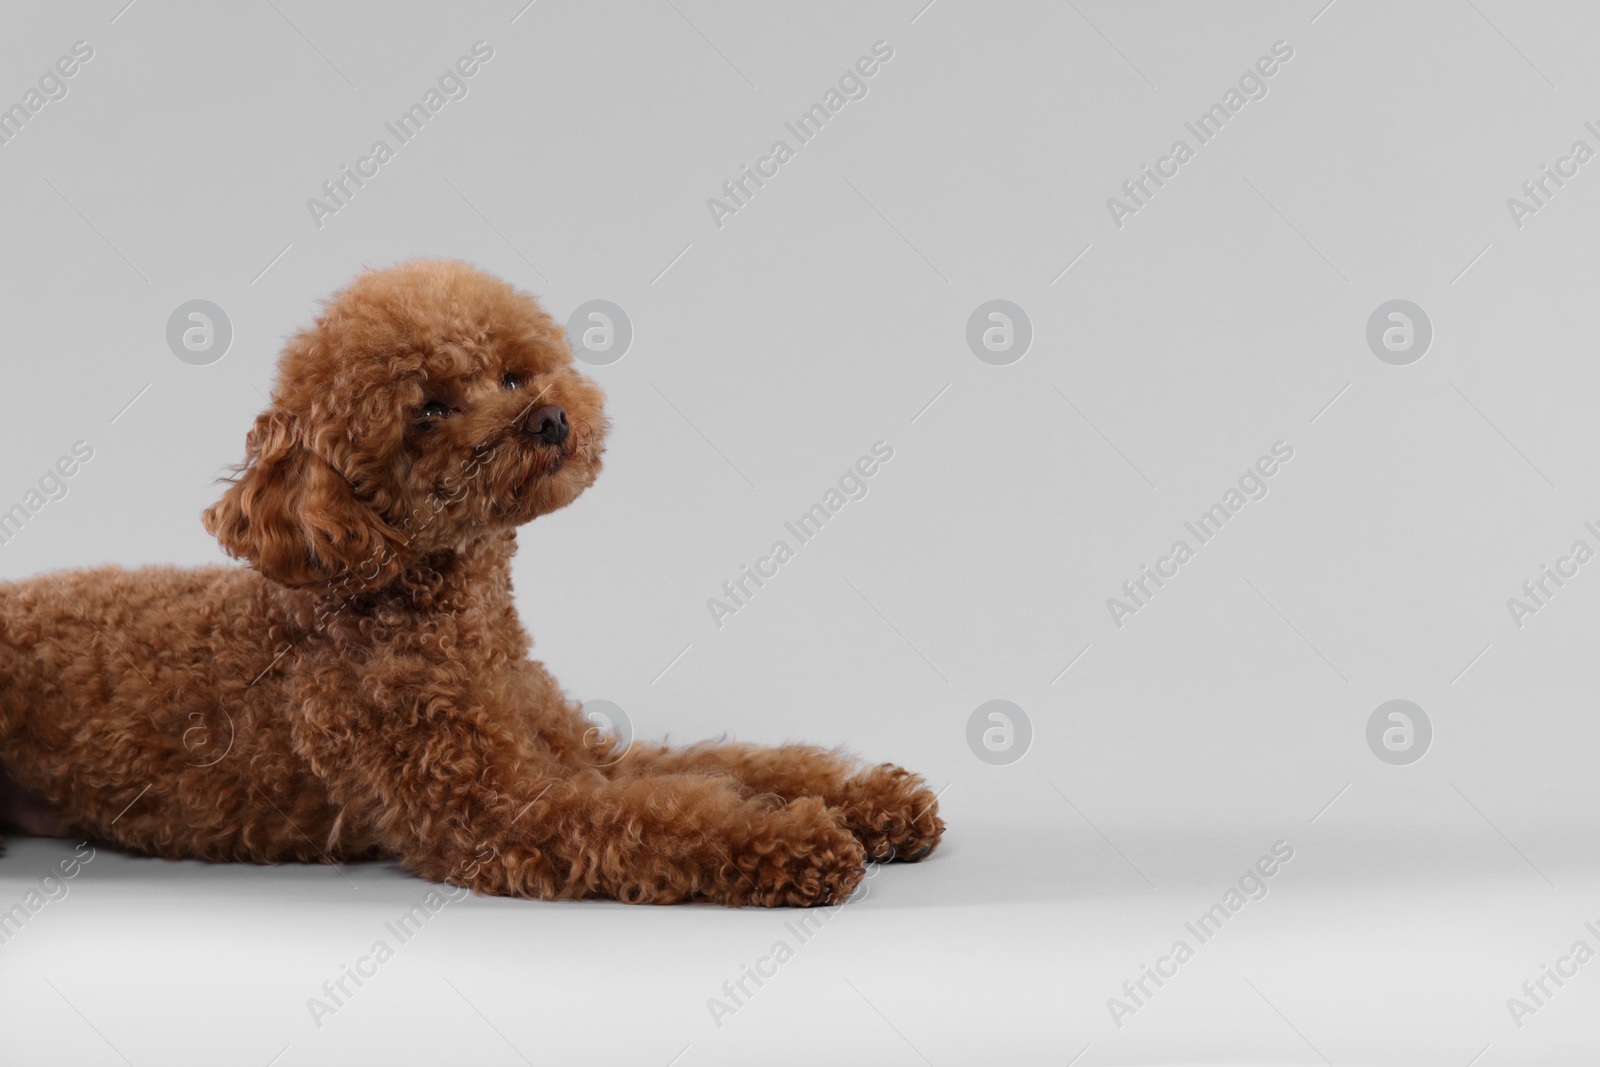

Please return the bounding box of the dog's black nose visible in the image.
[524,404,569,446]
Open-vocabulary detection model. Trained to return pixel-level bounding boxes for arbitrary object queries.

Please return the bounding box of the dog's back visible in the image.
[0,563,246,750]
[0,563,347,859]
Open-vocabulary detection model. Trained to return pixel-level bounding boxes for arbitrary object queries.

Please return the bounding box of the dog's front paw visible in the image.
[721,798,865,907]
[836,765,944,863]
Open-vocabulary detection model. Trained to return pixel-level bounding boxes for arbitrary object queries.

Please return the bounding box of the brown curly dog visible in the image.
[0,260,942,906]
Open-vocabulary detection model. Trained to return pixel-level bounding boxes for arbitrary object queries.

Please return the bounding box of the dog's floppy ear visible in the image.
[203,409,406,590]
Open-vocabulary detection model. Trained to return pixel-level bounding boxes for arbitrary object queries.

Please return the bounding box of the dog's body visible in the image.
[0,261,941,906]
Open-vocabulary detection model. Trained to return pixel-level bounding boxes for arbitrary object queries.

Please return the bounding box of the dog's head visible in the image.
[204,259,607,589]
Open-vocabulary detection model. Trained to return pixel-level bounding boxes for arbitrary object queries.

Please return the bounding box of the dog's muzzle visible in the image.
[522,405,569,447]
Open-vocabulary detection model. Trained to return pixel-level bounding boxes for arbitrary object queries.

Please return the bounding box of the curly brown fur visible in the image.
[0,259,942,906]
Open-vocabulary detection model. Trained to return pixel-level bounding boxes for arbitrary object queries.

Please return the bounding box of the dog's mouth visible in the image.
[520,453,563,489]
[506,432,586,501]
[463,416,603,522]
[521,437,570,478]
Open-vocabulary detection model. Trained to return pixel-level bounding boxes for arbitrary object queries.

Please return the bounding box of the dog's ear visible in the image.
[203,409,407,590]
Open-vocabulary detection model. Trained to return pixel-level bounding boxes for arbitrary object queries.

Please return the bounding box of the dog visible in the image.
[0,260,942,906]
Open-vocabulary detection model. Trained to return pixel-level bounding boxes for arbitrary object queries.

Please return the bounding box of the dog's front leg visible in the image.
[293,696,865,906]
[614,742,944,863]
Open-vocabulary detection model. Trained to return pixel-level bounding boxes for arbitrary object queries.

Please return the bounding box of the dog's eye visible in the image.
[501,372,522,390]
[421,400,452,419]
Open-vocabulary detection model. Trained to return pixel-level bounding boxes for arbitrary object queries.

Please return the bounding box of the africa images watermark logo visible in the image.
[966,699,1032,766]
[1106,441,1294,629]
[0,842,96,947]
[1504,521,1600,629]
[306,41,494,229]
[705,856,899,1029]
[705,41,895,230]
[565,300,633,366]
[966,300,1032,366]
[0,39,94,148]
[166,300,233,366]
[1106,840,1295,1029]
[1365,300,1431,366]
[1366,699,1431,766]
[305,882,470,1028]
[1105,39,1294,229]
[706,441,894,629]
[0,440,95,549]
[1506,120,1600,230]
[1504,920,1600,1030]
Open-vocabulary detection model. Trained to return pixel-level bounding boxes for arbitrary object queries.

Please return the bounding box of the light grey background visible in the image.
[4,0,1600,1063]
